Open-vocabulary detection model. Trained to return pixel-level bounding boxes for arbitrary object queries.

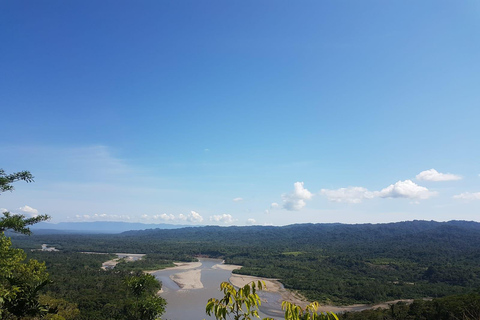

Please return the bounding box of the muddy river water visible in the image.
[150,258,284,320]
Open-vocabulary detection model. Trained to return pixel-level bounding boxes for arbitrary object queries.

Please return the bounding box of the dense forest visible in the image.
[1,169,167,320]
[338,293,480,320]
[13,220,480,308]
[23,251,165,320]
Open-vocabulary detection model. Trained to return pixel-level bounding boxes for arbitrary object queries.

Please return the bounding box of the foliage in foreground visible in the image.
[282,301,338,320]
[0,169,52,319]
[1,169,166,320]
[206,281,338,320]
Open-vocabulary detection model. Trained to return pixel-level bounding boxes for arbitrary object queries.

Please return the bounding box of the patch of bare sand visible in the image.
[212,261,242,271]
[229,274,422,314]
[100,253,146,270]
[172,261,202,270]
[323,299,425,314]
[170,269,203,289]
[229,274,308,307]
[146,261,202,274]
[101,259,119,270]
[116,253,145,261]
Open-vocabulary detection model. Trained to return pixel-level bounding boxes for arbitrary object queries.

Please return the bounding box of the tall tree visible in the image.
[0,169,51,319]
[124,273,166,320]
[0,169,34,193]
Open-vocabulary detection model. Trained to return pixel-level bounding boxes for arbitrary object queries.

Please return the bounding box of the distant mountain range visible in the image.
[119,220,480,246]
[30,221,192,234]
[29,219,480,236]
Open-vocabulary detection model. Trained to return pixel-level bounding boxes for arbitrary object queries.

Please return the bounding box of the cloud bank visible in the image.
[320,187,375,204]
[453,192,480,201]
[179,211,204,223]
[19,205,39,216]
[377,180,436,200]
[416,169,461,181]
[210,214,235,224]
[76,213,130,221]
[321,180,436,203]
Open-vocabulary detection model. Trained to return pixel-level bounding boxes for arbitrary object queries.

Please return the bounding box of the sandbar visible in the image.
[100,253,145,270]
[170,269,203,289]
[212,261,242,271]
[148,259,426,314]
[146,261,204,290]
[146,261,202,274]
[229,274,307,308]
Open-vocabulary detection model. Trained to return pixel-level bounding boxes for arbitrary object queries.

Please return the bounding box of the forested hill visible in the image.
[121,220,480,248]
[118,220,480,305]
[14,220,480,305]
[31,221,190,233]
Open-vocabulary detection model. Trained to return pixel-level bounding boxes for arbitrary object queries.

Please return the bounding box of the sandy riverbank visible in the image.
[310,299,423,313]
[229,274,308,308]
[150,260,424,315]
[96,253,145,270]
[147,261,203,290]
[212,261,242,271]
[170,269,203,289]
[229,273,418,314]
[146,261,202,274]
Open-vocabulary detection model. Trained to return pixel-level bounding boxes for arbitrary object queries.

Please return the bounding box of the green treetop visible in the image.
[0,169,52,319]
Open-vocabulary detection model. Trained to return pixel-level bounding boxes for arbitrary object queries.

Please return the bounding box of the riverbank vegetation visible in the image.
[1,170,166,320]
[13,220,480,307]
[26,251,166,320]
[339,293,480,320]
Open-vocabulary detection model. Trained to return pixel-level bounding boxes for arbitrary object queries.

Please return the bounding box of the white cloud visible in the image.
[233,197,243,202]
[19,205,39,216]
[156,213,176,221]
[282,182,313,211]
[453,192,480,201]
[320,187,376,203]
[246,218,256,225]
[320,180,436,203]
[264,202,279,215]
[416,169,461,182]
[210,214,235,224]
[1,208,8,213]
[185,211,203,223]
[73,213,131,221]
[376,180,436,200]
[178,214,187,221]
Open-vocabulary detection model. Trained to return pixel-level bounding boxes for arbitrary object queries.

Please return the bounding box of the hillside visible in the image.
[14,220,480,305]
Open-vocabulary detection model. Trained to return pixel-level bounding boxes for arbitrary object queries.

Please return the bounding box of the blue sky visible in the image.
[1,0,479,226]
